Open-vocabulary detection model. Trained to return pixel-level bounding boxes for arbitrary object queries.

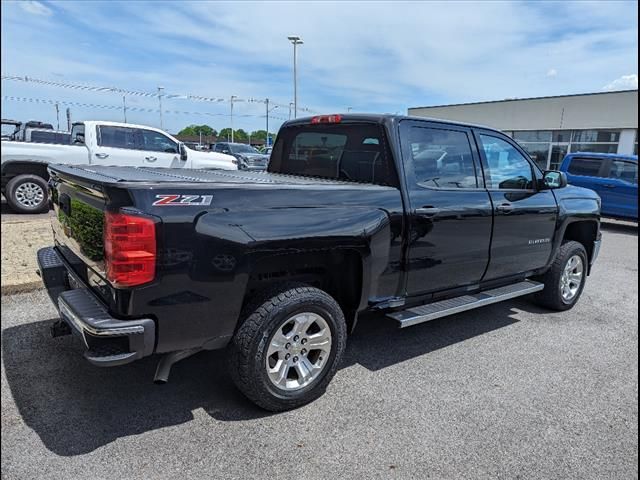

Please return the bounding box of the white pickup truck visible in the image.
[1,120,238,213]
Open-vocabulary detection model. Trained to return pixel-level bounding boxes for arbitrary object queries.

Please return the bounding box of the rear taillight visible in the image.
[104,211,156,288]
[310,114,342,124]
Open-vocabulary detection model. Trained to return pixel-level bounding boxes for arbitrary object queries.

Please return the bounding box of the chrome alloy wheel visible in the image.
[560,254,584,302]
[266,312,332,391]
[15,182,45,208]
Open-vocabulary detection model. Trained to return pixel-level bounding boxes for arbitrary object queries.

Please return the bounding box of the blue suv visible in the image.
[560,152,638,221]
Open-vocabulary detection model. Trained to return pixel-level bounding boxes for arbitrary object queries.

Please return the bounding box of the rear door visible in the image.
[475,131,558,280]
[601,158,638,219]
[400,120,492,296]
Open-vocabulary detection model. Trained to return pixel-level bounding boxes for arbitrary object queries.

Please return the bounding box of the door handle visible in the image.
[94,153,109,159]
[496,203,514,213]
[415,206,440,216]
[145,156,158,162]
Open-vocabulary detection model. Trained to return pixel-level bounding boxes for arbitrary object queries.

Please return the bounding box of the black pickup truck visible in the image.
[38,114,602,411]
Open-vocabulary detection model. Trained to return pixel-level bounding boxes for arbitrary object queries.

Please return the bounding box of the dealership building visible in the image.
[408,89,638,170]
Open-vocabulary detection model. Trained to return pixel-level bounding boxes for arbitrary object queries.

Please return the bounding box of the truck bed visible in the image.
[49,164,390,189]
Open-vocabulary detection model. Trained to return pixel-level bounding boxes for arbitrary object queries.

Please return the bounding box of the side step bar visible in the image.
[387,281,544,328]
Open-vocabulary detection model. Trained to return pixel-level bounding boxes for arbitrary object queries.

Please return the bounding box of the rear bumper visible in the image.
[37,246,155,367]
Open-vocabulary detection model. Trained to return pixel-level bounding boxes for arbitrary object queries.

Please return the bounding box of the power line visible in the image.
[1,74,319,114]
[1,96,290,121]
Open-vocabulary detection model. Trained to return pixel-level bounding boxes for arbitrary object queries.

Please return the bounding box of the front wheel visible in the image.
[228,283,347,411]
[533,240,588,311]
[5,174,49,214]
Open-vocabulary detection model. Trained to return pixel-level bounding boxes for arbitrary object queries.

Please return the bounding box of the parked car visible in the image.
[38,114,601,411]
[212,142,270,170]
[560,152,638,221]
[1,121,237,213]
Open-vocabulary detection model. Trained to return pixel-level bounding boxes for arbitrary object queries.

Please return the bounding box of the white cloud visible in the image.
[546,69,558,77]
[19,1,52,16]
[602,74,638,91]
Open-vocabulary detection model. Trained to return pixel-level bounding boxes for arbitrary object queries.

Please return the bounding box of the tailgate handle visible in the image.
[145,156,158,162]
[95,153,109,159]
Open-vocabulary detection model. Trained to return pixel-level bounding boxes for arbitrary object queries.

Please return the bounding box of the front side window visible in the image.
[99,126,138,149]
[567,158,604,177]
[214,143,227,153]
[71,124,85,145]
[408,127,477,189]
[231,144,259,154]
[609,160,638,183]
[479,134,534,190]
[140,129,178,153]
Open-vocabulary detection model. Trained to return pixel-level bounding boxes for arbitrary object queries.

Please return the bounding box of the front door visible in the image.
[400,121,493,296]
[139,129,186,168]
[475,132,558,280]
[94,125,144,166]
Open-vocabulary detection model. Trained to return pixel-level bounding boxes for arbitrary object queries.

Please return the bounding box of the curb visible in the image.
[1,280,44,296]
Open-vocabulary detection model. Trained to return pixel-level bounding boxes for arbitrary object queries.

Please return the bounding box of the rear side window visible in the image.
[29,131,71,145]
[567,158,605,177]
[71,124,85,145]
[408,127,478,188]
[268,123,398,187]
[98,126,138,149]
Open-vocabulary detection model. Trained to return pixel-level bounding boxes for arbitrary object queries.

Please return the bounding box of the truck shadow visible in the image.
[600,220,638,236]
[2,298,545,456]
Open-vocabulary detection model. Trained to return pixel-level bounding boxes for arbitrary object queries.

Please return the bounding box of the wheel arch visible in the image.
[1,161,50,192]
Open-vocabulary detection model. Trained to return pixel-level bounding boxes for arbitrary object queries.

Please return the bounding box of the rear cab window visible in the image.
[268,123,399,187]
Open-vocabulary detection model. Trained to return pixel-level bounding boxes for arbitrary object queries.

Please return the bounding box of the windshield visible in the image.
[231,144,259,154]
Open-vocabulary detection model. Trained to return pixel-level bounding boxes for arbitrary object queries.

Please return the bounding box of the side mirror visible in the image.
[179,143,188,161]
[542,170,568,189]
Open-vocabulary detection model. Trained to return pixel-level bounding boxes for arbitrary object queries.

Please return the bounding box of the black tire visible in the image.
[228,282,347,411]
[533,240,588,311]
[5,174,49,214]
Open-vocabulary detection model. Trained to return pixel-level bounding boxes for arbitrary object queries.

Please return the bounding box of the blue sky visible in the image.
[1,0,638,135]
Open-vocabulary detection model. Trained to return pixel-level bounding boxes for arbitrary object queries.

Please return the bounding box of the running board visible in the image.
[387,281,544,328]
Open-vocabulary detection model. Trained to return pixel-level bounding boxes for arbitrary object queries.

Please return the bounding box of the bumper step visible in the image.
[387,280,544,328]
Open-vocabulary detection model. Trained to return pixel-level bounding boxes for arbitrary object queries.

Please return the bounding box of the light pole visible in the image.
[287,35,303,118]
[157,86,164,130]
[347,107,352,113]
[122,95,128,123]
[54,102,60,130]
[265,98,278,147]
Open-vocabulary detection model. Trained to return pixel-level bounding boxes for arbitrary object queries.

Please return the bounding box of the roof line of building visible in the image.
[409,89,639,111]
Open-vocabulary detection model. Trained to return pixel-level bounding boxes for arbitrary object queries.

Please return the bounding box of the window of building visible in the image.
[409,127,478,189]
[552,130,571,143]
[572,130,620,143]
[518,142,550,170]
[513,131,552,143]
[634,130,638,156]
[479,134,534,190]
[567,157,605,177]
[570,143,618,154]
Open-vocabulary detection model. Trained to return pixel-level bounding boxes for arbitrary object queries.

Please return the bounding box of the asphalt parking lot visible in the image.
[1,220,637,480]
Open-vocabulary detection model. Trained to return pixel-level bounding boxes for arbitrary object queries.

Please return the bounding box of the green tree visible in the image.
[250,130,268,141]
[177,124,217,137]
[218,128,248,142]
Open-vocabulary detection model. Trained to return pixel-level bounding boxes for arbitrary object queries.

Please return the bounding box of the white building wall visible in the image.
[408,90,638,132]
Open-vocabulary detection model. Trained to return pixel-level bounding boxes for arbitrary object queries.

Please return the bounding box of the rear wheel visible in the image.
[533,240,588,311]
[228,283,347,411]
[5,174,49,214]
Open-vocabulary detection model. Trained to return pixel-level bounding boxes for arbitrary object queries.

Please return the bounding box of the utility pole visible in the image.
[287,36,303,118]
[157,86,164,130]
[122,95,128,123]
[55,102,60,130]
[230,95,237,143]
[265,98,278,147]
[289,102,294,120]
[66,108,71,131]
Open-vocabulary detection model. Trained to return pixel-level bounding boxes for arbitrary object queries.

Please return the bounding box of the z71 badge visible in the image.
[152,194,213,206]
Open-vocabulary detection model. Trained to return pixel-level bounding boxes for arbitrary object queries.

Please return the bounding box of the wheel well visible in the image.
[563,221,597,262]
[1,162,50,191]
[245,250,363,331]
